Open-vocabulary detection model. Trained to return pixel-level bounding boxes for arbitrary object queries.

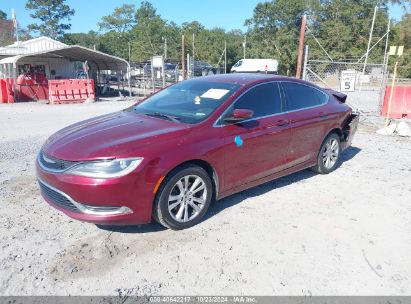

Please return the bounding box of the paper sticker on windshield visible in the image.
[200,89,230,100]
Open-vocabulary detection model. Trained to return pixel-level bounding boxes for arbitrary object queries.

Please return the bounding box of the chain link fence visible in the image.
[118,60,226,98]
[305,60,386,118]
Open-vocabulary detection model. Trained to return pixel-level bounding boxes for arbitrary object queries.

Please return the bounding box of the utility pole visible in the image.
[162,36,167,59]
[363,6,378,75]
[187,53,190,78]
[11,9,19,43]
[181,35,185,80]
[302,45,309,80]
[128,42,131,64]
[296,14,307,79]
[224,40,227,74]
[380,19,391,108]
[192,33,195,76]
[243,35,246,59]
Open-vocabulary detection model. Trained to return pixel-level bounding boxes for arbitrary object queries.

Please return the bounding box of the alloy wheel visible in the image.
[167,175,208,223]
[322,138,339,169]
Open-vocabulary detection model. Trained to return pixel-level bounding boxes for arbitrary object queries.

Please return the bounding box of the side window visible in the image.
[233,82,282,118]
[282,82,328,111]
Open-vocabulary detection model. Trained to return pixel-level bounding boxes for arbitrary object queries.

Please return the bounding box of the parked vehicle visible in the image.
[231,59,278,74]
[164,63,179,80]
[76,71,88,79]
[191,60,218,77]
[36,74,359,230]
[105,75,123,83]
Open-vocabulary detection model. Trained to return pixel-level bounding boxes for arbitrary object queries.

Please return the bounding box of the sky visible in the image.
[0,0,405,34]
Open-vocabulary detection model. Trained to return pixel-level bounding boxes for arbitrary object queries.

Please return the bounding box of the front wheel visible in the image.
[153,165,213,230]
[312,133,341,174]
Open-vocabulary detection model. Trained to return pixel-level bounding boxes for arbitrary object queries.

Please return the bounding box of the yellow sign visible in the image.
[389,46,404,57]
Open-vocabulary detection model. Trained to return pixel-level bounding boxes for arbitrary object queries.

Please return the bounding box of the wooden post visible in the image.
[296,14,307,79]
[181,35,185,80]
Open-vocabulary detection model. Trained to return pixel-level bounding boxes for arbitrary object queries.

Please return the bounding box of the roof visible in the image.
[0,36,66,56]
[0,55,20,64]
[5,36,66,48]
[0,44,129,71]
[24,45,129,71]
[189,73,301,86]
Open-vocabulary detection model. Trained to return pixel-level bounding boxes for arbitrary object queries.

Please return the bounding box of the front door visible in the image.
[221,82,291,191]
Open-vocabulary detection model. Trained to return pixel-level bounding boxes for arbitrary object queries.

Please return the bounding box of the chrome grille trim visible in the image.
[37,150,78,173]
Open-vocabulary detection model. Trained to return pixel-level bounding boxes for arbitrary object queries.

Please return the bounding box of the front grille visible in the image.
[38,180,80,213]
[38,150,78,172]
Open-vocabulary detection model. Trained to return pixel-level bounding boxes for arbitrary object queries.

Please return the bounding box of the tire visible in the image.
[311,132,341,174]
[153,165,213,230]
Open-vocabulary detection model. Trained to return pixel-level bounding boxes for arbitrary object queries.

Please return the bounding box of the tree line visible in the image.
[0,0,410,77]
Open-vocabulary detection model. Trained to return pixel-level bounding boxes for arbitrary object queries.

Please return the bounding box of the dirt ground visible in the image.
[0,100,410,296]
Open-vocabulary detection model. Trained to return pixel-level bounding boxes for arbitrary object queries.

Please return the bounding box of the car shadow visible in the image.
[96,221,166,234]
[339,145,362,163]
[205,145,362,221]
[97,146,361,233]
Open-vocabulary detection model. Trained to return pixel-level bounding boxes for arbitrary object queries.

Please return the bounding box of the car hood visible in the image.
[42,110,191,161]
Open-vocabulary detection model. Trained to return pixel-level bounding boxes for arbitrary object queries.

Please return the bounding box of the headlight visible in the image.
[66,158,143,178]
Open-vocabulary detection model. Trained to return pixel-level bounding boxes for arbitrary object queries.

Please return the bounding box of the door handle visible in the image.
[318,112,329,119]
[273,119,290,127]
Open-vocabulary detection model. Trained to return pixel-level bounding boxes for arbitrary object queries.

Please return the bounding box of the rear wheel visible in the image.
[153,165,213,230]
[312,133,341,174]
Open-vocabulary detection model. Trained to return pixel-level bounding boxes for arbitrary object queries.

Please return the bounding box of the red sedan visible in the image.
[36,74,359,230]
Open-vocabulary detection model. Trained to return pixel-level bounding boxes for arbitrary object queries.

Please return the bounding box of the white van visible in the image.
[231,59,278,74]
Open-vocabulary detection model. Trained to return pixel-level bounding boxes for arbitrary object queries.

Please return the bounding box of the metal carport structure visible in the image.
[25,45,130,72]
[0,44,132,100]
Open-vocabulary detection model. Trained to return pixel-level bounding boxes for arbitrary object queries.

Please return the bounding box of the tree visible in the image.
[309,0,389,61]
[98,4,136,36]
[245,0,396,75]
[245,0,318,75]
[0,11,32,46]
[61,31,100,48]
[0,19,14,46]
[97,4,137,60]
[85,0,408,76]
[391,13,411,77]
[25,0,75,39]
[129,1,169,61]
[0,10,7,20]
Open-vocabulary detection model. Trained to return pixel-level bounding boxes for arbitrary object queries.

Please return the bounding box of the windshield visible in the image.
[233,60,243,67]
[165,63,177,70]
[133,80,240,124]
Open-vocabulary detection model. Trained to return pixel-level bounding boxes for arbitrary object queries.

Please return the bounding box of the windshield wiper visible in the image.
[144,112,181,123]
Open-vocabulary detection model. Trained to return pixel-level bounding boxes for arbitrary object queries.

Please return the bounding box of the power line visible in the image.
[306,25,334,62]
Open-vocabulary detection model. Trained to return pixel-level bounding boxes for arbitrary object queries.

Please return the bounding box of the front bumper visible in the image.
[38,178,133,216]
[36,161,156,225]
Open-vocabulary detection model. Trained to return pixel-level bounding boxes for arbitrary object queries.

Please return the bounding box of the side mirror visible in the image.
[223,108,254,123]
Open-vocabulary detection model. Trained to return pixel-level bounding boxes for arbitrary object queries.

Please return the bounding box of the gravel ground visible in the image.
[0,100,410,296]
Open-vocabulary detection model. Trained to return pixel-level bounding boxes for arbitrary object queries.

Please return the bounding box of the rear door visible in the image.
[220,82,291,190]
[281,81,331,167]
